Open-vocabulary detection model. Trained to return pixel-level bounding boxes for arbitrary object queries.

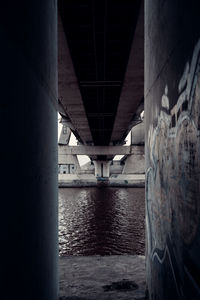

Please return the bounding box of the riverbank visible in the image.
[59,255,147,299]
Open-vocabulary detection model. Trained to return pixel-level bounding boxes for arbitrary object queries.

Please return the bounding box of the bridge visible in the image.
[57,0,144,180]
[1,1,200,299]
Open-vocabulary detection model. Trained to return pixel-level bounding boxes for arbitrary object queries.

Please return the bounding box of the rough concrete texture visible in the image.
[122,153,145,174]
[111,1,144,143]
[59,255,147,300]
[78,161,95,175]
[145,0,200,299]
[59,145,143,156]
[110,161,124,175]
[93,160,111,177]
[58,174,145,187]
[58,153,81,172]
[58,13,93,143]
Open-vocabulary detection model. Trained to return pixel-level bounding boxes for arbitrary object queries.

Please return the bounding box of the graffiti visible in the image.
[146,39,200,294]
[152,244,181,299]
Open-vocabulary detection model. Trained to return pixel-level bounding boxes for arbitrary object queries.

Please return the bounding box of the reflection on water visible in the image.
[59,187,145,256]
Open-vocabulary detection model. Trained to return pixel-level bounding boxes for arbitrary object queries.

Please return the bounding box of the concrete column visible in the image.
[0,1,58,299]
[93,161,111,178]
[131,122,144,145]
[102,161,111,177]
[145,1,200,299]
[122,146,145,174]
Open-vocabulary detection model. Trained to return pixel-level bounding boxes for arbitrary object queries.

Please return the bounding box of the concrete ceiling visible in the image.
[58,14,93,144]
[111,1,144,143]
[58,0,144,146]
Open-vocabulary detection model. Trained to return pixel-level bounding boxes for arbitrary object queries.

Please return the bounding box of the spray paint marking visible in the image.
[146,38,200,294]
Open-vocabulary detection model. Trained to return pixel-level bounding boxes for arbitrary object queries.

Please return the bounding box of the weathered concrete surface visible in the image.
[59,145,144,156]
[58,174,145,187]
[123,154,145,174]
[93,160,111,178]
[58,153,81,168]
[122,145,145,174]
[78,160,143,176]
[78,161,95,175]
[145,1,200,299]
[59,174,96,187]
[131,122,145,145]
[59,255,147,300]
[110,161,124,175]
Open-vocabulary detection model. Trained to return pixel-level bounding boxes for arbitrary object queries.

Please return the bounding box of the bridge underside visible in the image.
[58,0,144,150]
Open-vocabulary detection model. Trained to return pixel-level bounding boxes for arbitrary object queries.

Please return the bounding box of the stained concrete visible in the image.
[122,154,145,174]
[145,0,200,298]
[59,255,147,300]
[58,174,145,187]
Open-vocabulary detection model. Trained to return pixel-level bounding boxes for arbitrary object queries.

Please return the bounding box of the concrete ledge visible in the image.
[58,174,145,187]
[59,181,145,188]
[58,145,144,155]
[59,255,147,300]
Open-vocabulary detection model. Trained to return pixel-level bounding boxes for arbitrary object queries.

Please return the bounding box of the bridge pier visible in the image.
[58,125,81,175]
[0,1,58,299]
[123,122,145,174]
[122,146,144,174]
[93,161,111,178]
[145,0,200,299]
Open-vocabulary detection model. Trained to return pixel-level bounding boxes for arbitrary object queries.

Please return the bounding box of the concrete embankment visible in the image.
[58,174,145,188]
[59,255,147,300]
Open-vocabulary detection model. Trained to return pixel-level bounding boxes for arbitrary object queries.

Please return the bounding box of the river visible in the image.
[59,187,145,256]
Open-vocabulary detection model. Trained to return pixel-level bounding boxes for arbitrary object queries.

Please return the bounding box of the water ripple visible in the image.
[59,187,145,256]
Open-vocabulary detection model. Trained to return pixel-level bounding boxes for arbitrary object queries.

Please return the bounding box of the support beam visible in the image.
[59,145,144,156]
[93,161,111,178]
[111,0,144,143]
[131,122,144,145]
[58,13,93,144]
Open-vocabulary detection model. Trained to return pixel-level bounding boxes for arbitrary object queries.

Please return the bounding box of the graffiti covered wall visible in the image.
[145,1,200,299]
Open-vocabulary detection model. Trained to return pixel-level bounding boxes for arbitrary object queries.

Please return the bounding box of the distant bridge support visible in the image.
[93,160,112,178]
[58,125,81,174]
[145,0,200,298]
[122,122,145,174]
[131,122,144,145]
[122,145,144,174]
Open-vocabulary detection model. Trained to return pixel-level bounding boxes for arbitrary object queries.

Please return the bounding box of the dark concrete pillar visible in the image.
[145,0,200,299]
[0,1,58,299]
[93,161,111,178]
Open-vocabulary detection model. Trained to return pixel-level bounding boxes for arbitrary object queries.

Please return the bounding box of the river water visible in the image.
[59,187,145,256]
